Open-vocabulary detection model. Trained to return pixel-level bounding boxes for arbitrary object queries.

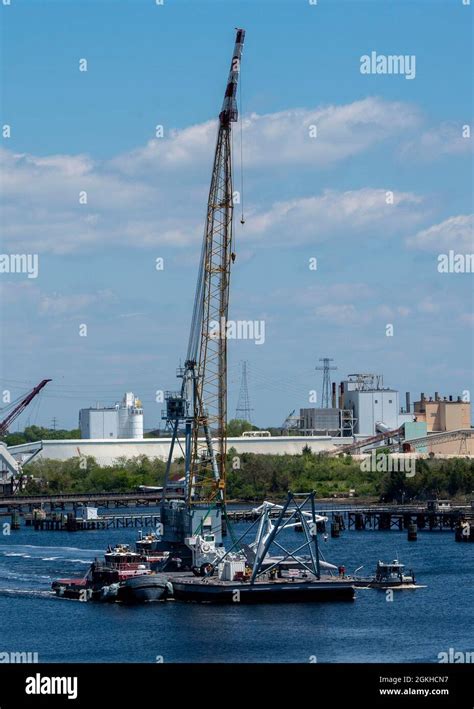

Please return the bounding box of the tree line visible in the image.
[19,449,473,502]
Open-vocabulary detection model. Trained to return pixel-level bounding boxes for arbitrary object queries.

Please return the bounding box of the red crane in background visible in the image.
[0,379,52,436]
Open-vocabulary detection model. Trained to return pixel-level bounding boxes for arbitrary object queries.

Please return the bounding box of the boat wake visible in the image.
[0,587,54,599]
[0,544,100,564]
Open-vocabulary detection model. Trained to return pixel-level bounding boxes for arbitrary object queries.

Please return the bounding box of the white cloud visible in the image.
[0,280,39,305]
[0,282,117,320]
[0,97,463,255]
[38,290,116,316]
[401,122,473,161]
[284,282,373,307]
[112,96,420,175]
[417,297,440,314]
[313,303,360,325]
[243,188,426,244]
[407,214,474,252]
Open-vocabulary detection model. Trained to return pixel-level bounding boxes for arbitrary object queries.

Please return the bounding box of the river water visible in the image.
[0,516,472,663]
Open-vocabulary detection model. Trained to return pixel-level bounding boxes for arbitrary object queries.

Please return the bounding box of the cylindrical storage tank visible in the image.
[129,407,144,439]
[375,421,391,434]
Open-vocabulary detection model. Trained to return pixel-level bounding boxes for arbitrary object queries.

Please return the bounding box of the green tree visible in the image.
[226,419,255,437]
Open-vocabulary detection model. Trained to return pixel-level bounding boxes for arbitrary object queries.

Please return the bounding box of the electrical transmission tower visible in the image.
[235,360,253,423]
[315,358,337,408]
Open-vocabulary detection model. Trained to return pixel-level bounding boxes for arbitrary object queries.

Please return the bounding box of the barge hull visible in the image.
[172,580,355,604]
[118,574,169,603]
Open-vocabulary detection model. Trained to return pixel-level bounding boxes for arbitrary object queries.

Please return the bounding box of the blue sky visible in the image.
[0,0,473,431]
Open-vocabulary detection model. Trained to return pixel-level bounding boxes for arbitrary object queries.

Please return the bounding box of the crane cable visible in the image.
[230,59,244,266]
[239,58,245,226]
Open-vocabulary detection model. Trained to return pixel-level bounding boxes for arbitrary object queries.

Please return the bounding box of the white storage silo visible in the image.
[117,392,144,439]
[129,402,144,439]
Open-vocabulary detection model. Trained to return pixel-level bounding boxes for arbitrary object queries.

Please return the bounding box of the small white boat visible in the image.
[351,559,424,589]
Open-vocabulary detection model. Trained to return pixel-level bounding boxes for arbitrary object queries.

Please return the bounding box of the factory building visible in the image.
[299,374,412,437]
[300,408,340,435]
[79,392,144,440]
[299,407,355,437]
[413,393,471,432]
[299,381,356,436]
[79,407,118,439]
[340,374,413,436]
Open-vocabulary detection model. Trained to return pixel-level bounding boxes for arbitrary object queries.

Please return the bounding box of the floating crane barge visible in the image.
[171,492,356,603]
[52,29,357,604]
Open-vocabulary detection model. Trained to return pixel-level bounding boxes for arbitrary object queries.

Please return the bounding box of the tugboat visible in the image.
[52,544,171,602]
[105,540,171,571]
[51,527,225,602]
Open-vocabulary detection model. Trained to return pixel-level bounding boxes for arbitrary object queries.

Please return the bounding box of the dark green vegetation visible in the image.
[226,449,473,502]
[3,426,80,446]
[226,419,258,436]
[21,456,166,495]
[20,449,473,502]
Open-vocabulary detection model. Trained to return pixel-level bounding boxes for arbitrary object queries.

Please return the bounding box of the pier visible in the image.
[0,492,471,537]
[0,490,178,514]
[225,503,471,534]
[26,512,161,532]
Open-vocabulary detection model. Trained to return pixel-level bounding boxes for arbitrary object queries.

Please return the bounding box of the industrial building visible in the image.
[299,406,355,437]
[342,374,413,436]
[413,393,471,432]
[300,373,413,437]
[79,392,144,440]
[300,407,340,435]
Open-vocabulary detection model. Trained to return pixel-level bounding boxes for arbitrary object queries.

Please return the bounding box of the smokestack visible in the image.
[421,392,425,402]
[340,382,345,409]
[449,395,453,402]
[405,392,411,413]
[435,392,439,401]
[457,396,461,402]
[332,382,337,409]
